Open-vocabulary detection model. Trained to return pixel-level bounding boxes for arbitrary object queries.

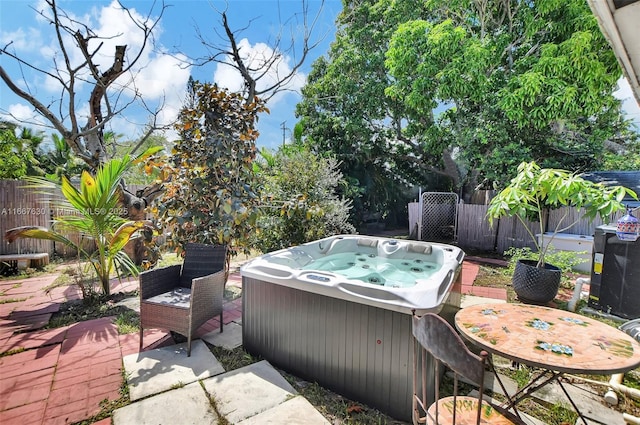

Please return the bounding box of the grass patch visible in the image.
[472,264,519,302]
[532,401,578,425]
[282,373,406,424]
[0,347,26,357]
[224,285,242,301]
[472,265,511,288]
[46,291,139,329]
[113,310,140,334]
[511,365,534,389]
[0,297,28,304]
[170,381,186,390]
[0,258,63,280]
[200,380,231,425]
[208,345,261,371]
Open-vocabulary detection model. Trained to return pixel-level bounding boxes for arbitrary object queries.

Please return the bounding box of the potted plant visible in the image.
[487,161,637,304]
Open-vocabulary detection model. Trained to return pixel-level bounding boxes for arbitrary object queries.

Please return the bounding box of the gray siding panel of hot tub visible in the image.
[242,276,431,421]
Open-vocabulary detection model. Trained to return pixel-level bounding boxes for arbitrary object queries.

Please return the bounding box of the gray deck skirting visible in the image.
[242,276,435,421]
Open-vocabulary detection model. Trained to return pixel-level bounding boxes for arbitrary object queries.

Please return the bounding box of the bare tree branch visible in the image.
[0,0,168,169]
[190,0,329,105]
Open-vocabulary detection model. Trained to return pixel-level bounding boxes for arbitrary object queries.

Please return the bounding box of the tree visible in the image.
[296,0,455,225]
[0,0,167,216]
[191,1,328,104]
[152,2,330,259]
[253,144,355,253]
[384,0,632,190]
[157,81,265,264]
[0,121,39,179]
[37,134,88,181]
[5,150,159,297]
[298,0,636,208]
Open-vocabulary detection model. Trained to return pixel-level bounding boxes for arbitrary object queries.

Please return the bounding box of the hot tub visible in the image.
[241,235,465,420]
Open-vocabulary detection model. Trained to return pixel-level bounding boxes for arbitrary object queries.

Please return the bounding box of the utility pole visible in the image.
[281,121,287,147]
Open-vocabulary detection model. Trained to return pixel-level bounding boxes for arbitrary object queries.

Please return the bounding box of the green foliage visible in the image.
[38,133,87,180]
[504,247,586,286]
[5,152,157,296]
[487,161,636,267]
[297,0,635,200]
[0,122,38,178]
[114,310,140,334]
[384,0,624,186]
[253,146,355,253]
[296,1,426,225]
[601,132,640,170]
[0,122,89,181]
[158,80,266,257]
[110,132,170,185]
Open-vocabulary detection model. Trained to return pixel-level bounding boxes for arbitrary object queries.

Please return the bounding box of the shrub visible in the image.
[253,147,355,253]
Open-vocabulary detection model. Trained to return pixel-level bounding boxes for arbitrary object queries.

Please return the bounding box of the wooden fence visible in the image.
[1,180,150,258]
[1,179,628,258]
[0,180,53,255]
[410,201,623,253]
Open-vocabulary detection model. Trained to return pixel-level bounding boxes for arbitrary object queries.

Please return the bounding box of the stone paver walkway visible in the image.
[0,271,242,425]
[0,260,490,424]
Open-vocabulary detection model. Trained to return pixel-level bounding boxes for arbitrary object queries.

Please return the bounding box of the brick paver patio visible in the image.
[0,262,476,424]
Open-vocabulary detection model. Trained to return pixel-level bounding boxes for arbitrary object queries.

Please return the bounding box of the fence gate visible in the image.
[420,192,459,242]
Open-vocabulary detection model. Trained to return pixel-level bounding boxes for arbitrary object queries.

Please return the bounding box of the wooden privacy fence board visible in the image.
[455,204,494,251]
[3,180,628,258]
[1,180,99,257]
[546,207,617,235]
[0,180,53,255]
[495,215,540,255]
[409,201,623,253]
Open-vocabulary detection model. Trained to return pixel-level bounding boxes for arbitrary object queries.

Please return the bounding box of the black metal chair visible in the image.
[412,313,522,424]
[139,243,227,356]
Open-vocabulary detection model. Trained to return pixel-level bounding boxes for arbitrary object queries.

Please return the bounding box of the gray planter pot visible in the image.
[512,259,561,304]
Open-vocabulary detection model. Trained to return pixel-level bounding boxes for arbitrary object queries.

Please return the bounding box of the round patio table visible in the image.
[455,303,640,423]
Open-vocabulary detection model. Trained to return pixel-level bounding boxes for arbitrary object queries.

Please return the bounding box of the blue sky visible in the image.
[0,0,342,150]
[1,0,639,153]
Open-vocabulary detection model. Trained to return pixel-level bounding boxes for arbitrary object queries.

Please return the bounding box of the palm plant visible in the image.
[5,150,159,296]
[42,133,87,180]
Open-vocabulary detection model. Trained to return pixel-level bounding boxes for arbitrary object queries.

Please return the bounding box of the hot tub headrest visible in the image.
[357,238,379,247]
[408,243,432,255]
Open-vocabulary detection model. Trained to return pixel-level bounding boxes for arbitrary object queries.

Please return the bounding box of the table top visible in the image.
[455,303,640,374]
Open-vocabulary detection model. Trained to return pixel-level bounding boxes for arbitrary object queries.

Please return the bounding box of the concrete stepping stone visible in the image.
[112,381,218,425]
[236,396,331,424]
[201,321,242,349]
[123,340,224,401]
[201,360,298,423]
[531,379,626,425]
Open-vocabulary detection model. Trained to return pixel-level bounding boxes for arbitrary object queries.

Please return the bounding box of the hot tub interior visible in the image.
[259,235,458,287]
[241,235,464,315]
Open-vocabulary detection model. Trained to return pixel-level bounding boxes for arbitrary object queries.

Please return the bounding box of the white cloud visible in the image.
[133,54,190,100]
[33,0,51,23]
[3,103,48,130]
[0,27,41,52]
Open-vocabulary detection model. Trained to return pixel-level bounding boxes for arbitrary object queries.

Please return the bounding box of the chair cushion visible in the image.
[427,396,516,424]
[144,287,191,309]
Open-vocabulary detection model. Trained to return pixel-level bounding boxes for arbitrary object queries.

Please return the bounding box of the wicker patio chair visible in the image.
[139,243,227,356]
[412,313,523,424]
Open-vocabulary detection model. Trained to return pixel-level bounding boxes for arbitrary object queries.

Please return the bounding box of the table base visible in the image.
[491,360,596,425]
